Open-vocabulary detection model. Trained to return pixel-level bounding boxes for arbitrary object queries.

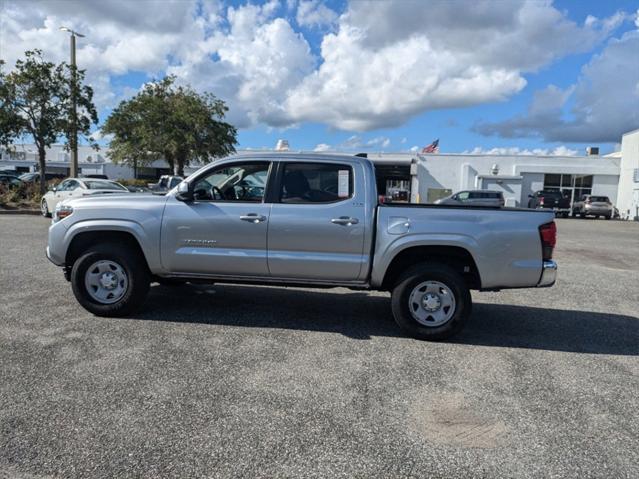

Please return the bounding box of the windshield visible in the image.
[84,180,128,191]
[590,196,610,202]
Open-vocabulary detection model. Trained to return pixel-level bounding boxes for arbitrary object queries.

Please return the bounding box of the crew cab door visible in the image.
[160,161,272,276]
[267,161,367,281]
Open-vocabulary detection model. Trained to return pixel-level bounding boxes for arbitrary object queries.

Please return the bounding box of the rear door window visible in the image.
[279,163,353,204]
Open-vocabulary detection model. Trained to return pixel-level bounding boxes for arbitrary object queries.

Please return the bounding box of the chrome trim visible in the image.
[537,260,557,287]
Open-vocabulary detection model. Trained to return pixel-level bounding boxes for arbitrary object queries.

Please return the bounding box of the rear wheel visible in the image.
[391,262,471,341]
[71,243,150,316]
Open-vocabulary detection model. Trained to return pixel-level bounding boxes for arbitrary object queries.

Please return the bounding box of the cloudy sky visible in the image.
[1,0,638,155]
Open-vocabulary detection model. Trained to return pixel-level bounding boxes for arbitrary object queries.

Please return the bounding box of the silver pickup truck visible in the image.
[47,153,557,340]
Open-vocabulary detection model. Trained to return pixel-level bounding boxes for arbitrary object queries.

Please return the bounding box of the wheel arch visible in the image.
[65,229,151,273]
[380,245,481,291]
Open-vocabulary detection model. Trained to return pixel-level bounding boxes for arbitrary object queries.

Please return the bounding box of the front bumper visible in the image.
[46,221,68,266]
[537,260,557,287]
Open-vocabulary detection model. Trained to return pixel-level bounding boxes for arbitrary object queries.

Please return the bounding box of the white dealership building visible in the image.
[1,128,638,219]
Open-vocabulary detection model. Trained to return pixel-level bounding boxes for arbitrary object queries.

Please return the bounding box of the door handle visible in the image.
[240,214,266,223]
[331,216,359,225]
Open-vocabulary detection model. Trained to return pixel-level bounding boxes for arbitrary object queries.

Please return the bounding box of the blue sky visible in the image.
[3,0,639,155]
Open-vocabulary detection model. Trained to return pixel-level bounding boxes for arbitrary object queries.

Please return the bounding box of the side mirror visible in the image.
[528,194,533,198]
[175,181,193,202]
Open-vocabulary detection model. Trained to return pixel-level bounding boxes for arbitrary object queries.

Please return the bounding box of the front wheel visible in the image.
[41,198,51,218]
[70,243,150,316]
[391,262,472,341]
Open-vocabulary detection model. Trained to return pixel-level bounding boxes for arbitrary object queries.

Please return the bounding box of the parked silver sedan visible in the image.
[571,195,614,219]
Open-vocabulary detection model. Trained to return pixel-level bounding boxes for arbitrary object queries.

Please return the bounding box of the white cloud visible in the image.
[475,29,639,143]
[312,135,391,151]
[0,0,632,136]
[90,129,114,142]
[282,0,625,131]
[296,0,338,28]
[463,146,578,156]
[410,146,419,152]
[313,143,331,151]
[366,136,391,148]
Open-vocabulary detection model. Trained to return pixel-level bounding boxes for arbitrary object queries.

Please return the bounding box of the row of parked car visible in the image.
[434,188,616,219]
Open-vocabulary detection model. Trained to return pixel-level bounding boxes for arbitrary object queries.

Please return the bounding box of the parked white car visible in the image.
[41,178,129,217]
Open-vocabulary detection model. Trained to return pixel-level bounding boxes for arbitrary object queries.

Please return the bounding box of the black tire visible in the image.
[70,243,150,316]
[41,198,51,218]
[391,262,472,341]
[605,214,611,220]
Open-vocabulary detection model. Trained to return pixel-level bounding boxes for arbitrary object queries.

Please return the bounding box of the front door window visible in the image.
[193,163,270,202]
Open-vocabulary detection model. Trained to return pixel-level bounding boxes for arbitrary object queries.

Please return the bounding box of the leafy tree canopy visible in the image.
[0,50,98,193]
[102,75,237,177]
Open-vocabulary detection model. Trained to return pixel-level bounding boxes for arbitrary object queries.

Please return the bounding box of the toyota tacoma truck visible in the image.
[47,153,557,340]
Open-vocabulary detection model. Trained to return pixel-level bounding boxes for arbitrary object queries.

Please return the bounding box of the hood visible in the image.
[60,192,169,227]
[64,192,167,209]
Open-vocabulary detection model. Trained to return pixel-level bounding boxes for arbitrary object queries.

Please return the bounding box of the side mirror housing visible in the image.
[175,181,193,202]
[528,194,533,198]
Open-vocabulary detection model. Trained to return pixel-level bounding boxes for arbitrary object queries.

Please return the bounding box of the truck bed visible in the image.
[371,203,555,289]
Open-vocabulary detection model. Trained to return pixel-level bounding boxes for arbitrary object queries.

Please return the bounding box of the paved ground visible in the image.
[0,216,637,478]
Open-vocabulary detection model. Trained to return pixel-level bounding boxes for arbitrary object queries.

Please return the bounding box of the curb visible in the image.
[0,209,42,215]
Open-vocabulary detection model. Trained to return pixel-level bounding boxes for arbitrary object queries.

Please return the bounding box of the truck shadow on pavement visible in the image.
[135,284,638,355]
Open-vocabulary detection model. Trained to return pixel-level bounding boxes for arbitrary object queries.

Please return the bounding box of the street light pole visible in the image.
[60,27,84,178]
[69,32,77,177]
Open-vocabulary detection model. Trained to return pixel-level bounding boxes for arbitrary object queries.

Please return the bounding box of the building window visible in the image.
[543,174,593,205]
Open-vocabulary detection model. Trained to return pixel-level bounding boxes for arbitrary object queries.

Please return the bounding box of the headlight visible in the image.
[53,204,74,222]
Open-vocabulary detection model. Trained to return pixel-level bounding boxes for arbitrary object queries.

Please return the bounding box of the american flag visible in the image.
[421,139,439,154]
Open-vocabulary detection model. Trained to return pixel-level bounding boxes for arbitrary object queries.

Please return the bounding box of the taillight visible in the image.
[539,197,544,206]
[539,222,557,260]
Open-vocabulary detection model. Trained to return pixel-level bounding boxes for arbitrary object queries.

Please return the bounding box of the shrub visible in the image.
[0,180,48,207]
[116,178,149,187]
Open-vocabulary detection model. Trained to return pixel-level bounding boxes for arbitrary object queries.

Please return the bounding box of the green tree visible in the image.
[0,50,98,194]
[102,76,237,177]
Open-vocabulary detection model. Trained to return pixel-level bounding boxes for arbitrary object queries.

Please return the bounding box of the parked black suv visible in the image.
[528,190,571,217]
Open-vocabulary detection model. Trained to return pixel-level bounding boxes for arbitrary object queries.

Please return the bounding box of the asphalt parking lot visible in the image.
[0,216,637,478]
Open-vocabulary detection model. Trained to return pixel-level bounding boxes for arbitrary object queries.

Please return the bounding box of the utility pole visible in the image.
[60,27,85,178]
